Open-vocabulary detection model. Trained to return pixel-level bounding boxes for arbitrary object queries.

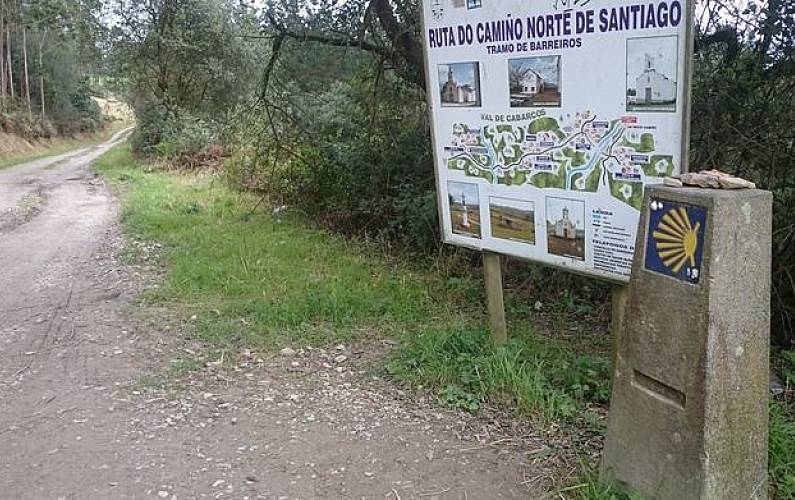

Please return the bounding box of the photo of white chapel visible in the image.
[438,62,481,107]
[626,35,678,112]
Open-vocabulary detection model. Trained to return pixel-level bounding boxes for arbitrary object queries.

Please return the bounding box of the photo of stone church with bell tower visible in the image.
[546,197,586,260]
[438,62,481,107]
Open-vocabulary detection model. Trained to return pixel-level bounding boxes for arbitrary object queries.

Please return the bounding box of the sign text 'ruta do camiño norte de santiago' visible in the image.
[421,0,693,282]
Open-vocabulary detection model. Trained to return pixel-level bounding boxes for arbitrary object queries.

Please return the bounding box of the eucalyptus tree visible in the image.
[1,0,103,120]
[111,0,259,117]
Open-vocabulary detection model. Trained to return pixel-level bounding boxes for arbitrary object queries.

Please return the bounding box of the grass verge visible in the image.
[95,143,610,425]
[770,399,795,498]
[0,120,131,170]
[95,143,795,498]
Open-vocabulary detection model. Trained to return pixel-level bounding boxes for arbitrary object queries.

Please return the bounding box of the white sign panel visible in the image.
[421,0,692,282]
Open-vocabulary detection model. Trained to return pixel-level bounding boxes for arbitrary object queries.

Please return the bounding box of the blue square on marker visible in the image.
[644,198,707,283]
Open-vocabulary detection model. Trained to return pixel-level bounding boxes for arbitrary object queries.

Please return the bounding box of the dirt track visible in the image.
[0,135,545,499]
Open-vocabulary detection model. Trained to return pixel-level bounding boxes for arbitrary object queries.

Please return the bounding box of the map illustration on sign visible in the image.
[422,0,692,281]
[444,112,675,210]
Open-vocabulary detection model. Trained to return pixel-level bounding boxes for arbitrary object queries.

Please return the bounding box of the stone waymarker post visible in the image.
[602,185,772,499]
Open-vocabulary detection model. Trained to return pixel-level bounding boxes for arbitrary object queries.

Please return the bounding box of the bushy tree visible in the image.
[691,0,794,345]
[109,0,262,155]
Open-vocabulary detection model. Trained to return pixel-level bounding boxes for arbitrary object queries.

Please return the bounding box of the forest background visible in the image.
[100,0,793,346]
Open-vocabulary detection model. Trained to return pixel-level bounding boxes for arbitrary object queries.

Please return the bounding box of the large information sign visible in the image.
[421,0,692,282]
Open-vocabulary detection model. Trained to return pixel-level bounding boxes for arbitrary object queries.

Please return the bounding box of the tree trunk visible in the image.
[6,16,13,101]
[371,0,425,89]
[19,0,30,116]
[38,28,44,117]
[1,0,5,112]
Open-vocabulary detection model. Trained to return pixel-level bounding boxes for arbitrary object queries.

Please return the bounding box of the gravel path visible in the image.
[0,136,548,499]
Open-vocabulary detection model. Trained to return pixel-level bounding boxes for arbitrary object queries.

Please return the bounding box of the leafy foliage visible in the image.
[109,0,262,157]
[107,0,794,347]
[226,68,439,249]
[690,18,794,346]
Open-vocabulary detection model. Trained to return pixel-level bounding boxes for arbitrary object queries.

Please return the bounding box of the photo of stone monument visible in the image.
[546,197,585,260]
[508,55,562,108]
[448,181,481,238]
[626,35,678,112]
[489,197,535,244]
[438,62,481,107]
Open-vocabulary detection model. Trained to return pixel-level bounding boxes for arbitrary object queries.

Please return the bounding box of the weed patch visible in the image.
[96,144,453,350]
[559,466,643,499]
[770,401,795,498]
[387,325,611,421]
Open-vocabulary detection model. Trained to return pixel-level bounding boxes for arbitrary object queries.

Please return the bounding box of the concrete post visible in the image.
[602,185,772,500]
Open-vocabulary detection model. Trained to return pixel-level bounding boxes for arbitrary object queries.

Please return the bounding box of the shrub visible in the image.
[131,102,220,163]
[226,72,440,251]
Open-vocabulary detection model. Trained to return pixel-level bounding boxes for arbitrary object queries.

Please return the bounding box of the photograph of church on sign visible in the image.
[508,55,562,108]
[448,181,481,238]
[546,197,585,260]
[626,36,678,112]
[438,63,481,107]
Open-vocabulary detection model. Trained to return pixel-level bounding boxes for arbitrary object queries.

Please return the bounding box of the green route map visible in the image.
[444,111,675,210]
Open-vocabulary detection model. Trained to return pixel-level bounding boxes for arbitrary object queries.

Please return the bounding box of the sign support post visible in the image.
[483,252,507,345]
[610,284,629,372]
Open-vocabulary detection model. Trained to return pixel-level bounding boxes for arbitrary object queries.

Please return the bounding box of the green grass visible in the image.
[771,350,795,499]
[559,467,644,500]
[0,121,130,170]
[771,401,795,499]
[387,326,610,421]
[95,143,612,422]
[96,145,449,346]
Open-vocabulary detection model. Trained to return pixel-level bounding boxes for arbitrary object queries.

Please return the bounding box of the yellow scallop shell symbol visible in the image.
[652,207,701,274]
